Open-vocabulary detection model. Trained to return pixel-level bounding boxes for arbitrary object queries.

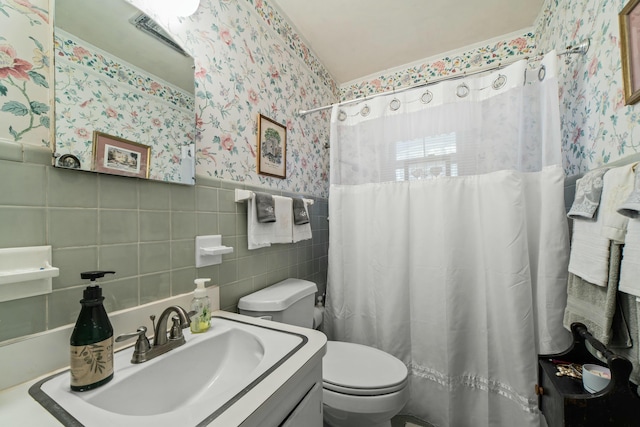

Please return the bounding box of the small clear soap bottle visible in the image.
[190,278,211,333]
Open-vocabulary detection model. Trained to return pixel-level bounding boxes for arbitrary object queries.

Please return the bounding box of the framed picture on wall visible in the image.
[620,0,640,105]
[92,131,150,178]
[257,114,287,179]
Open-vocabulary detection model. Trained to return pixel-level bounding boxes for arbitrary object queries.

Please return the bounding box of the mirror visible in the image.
[53,0,196,185]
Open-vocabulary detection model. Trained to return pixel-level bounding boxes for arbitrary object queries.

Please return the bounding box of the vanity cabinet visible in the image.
[239,351,324,427]
[536,323,640,427]
[280,383,323,426]
[0,309,327,427]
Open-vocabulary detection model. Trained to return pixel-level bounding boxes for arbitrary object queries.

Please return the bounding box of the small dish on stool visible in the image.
[582,364,611,393]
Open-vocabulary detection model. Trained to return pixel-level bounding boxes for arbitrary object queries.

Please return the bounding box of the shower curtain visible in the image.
[324,52,571,427]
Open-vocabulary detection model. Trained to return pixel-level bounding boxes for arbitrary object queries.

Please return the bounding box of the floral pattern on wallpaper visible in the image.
[55,31,193,112]
[245,0,339,99]
[535,0,640,175]
[0,0,51,146]
[340,32,537,100]
[130,0,334,197]
[55,32,195,183]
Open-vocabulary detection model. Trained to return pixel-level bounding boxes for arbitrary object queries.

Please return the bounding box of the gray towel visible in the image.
[255,192,276,223]
[613,293,639,385]
[563,242,623,345]
[567,167,609,220]
[292,198,309,225]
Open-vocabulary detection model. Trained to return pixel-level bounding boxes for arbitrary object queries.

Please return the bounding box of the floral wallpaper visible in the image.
[535,0,640,175]
[2,0,334,197]
[340,32,537,101]
[246,0,338,99]
[6,0,632,191]
[0,0,51,147]
[54,31,195,183]
[130,0,335,197]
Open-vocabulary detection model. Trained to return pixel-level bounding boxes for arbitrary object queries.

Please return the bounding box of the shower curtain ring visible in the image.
[538,65,546,82]
[492,74,507,90]
[456,82,470,98]
[390,98,401,111]
[421,90,433,104]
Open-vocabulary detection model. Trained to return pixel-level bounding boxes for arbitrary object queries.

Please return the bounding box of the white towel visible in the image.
[272,195,293,244]
[247,194,294,249]
[247,194,274,250]
[293,201,312,243]
[600,163,636,242]
[618,165,640,218]
[568,218,611,286]
[568,164,637,285]
[620,218,640,297]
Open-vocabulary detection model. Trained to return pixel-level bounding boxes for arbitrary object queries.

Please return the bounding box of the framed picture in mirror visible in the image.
[620,0,640,105]
[257,114,287,179]
[93,131,150,179]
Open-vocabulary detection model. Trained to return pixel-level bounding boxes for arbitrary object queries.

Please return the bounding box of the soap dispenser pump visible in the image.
[70,270,115,392]
[190,278,211,333]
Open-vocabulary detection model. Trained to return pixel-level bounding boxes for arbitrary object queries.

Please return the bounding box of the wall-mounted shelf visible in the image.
[201,246,234,256]
[0,246,59,302]
[195,235,234,268]
[0,265,58,285]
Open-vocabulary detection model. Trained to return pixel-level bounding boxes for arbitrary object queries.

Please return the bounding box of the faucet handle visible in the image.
[169,316,186,340]
[116,326,151,364]
[116,326,148,343]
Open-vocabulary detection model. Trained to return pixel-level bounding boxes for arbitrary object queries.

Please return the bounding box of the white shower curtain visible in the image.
[325,52,571,427]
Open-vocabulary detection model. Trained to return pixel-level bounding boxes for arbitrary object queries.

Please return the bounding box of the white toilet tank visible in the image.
[238,278,317,328]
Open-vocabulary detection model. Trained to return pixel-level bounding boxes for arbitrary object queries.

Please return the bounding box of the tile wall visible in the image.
[0,142,329,343]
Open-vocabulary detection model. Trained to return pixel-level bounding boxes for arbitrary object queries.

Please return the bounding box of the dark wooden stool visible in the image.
[537,322,640,427]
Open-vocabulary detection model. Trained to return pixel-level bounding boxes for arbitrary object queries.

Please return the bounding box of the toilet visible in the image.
[238,278,409,427]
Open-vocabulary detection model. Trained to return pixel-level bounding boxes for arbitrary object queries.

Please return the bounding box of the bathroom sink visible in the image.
[29,316,306,426]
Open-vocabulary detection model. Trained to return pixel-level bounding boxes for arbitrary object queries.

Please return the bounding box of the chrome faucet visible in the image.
[116,305,192,364]
[153,305,191,346]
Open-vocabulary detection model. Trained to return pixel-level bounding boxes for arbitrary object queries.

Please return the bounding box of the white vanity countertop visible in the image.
[0,310,327,427]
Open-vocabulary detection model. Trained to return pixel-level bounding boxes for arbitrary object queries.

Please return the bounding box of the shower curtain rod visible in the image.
[298,39,590,117]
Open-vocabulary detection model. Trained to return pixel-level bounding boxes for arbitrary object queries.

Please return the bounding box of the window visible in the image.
[395,132,457,181]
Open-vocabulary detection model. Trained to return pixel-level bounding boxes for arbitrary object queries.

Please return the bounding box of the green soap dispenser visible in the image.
[70,270,115,392]
[190,278,211,333]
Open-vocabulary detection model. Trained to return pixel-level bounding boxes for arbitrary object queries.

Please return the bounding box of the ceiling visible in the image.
[270,0,544,85]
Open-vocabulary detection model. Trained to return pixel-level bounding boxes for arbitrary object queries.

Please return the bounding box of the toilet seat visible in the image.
[322,341,408,396]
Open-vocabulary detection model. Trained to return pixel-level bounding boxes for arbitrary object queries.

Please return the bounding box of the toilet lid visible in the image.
[322,341,408,396]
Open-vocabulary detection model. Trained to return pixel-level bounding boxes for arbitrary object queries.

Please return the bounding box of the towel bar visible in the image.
[234,189,314,205]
